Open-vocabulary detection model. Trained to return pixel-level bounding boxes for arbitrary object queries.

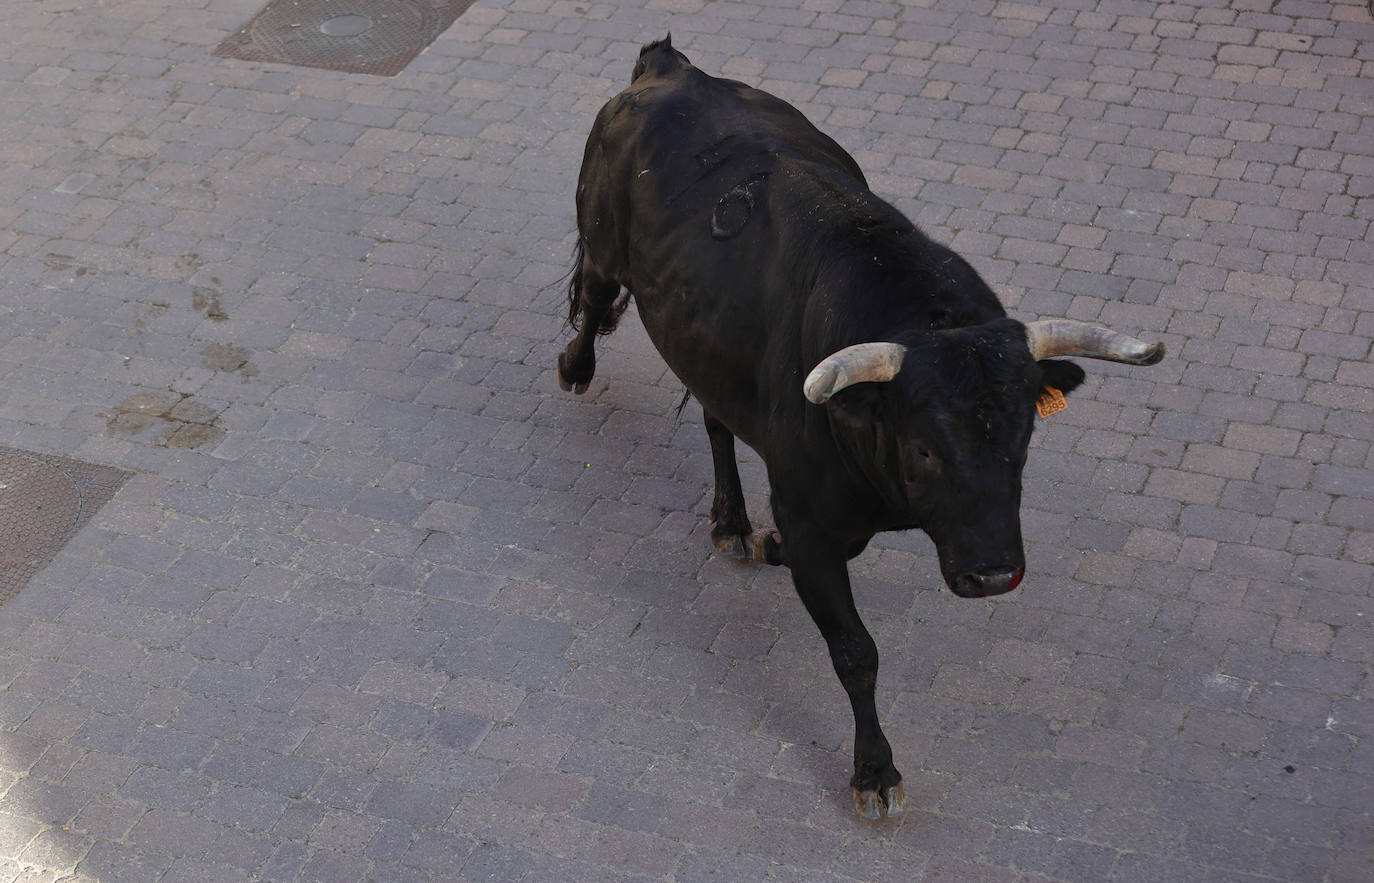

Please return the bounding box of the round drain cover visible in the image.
[248,0,435,71]
[0,452,81,571]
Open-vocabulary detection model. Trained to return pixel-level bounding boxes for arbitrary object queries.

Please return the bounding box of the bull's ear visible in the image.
[825,383,884,428]
[1038,359,1085,396]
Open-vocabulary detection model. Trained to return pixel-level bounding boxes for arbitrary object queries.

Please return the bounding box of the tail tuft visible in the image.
[565,240,586,331]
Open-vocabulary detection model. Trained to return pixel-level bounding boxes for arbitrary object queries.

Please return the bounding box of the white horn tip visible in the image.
[803,365,838,403]
[1137,341,1166,365]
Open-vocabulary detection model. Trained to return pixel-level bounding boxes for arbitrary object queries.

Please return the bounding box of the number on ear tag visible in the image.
[1036,386,1067,418]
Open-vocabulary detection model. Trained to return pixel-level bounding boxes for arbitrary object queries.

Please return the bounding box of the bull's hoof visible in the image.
[851,781,906,820]
[749,530,783,565]
[712,531,750,559]
[556,351,591,395]
[712,529,782,564]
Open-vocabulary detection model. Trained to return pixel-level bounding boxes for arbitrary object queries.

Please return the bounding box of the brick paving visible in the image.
[0,0,1371,879]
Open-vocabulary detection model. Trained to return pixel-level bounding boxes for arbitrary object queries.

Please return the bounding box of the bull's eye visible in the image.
[916,447,930,460]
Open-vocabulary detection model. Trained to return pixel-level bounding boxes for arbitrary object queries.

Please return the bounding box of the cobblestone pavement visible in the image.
[0,0,1371,880]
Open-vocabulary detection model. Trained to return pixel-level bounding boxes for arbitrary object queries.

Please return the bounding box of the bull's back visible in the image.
[579,44,863,253]
[574,45,868,445]
[599,66,862,200]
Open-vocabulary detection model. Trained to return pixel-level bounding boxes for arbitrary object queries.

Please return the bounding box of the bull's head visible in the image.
[804,319,1164,599]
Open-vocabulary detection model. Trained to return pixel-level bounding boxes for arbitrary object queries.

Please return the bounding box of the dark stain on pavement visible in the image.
[192,286,228,321]
[201,342,258,379]
[106,391,225,448]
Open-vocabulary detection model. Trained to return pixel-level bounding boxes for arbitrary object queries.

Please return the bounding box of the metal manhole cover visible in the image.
[213,0,477,77]
[0,448,131,609]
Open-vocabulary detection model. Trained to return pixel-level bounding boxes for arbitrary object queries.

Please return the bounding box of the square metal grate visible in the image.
[213,0,477,77]
[0,447,131,609]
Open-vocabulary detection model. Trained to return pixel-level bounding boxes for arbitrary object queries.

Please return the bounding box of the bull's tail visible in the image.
[632,34,691,83]
[565,239,585,330]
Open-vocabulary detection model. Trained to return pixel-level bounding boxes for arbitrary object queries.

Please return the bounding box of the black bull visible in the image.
[558,38,1164,819]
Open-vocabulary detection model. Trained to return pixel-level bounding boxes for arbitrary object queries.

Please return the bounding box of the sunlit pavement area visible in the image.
[0,0,1372,879]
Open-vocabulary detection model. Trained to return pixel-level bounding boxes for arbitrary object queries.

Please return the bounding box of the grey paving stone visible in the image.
[0,0,1372,880]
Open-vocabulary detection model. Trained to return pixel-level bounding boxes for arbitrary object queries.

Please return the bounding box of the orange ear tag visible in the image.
[1036,386,1067,418]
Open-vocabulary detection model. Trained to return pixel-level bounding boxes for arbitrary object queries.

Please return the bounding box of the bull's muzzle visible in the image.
[951,567,1024,598]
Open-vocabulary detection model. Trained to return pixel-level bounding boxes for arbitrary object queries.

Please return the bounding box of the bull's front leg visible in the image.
[779,522,904,819]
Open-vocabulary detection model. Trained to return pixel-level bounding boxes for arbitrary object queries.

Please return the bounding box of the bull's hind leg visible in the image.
[703,411,782,564]
[558,254,625,395]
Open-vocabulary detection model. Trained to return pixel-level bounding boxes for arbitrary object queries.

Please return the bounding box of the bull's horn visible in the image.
[803,342,908,403]
[1024,319,1165,365]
